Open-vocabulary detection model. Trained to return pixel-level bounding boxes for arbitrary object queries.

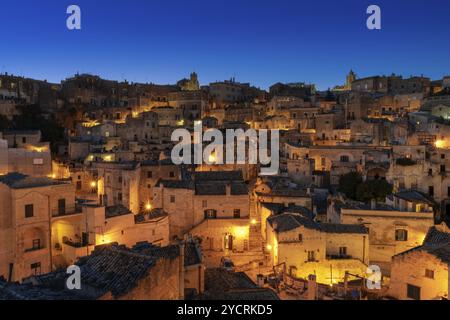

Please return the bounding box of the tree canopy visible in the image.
[339,171,393,202]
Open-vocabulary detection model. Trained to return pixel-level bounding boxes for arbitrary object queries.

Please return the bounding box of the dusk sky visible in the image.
[1,0,449,90]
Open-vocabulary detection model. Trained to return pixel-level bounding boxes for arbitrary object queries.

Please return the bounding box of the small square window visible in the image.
[170,195,175,203]
[425,269,434,279]
[32,239,41,250]
[395,229,408,241]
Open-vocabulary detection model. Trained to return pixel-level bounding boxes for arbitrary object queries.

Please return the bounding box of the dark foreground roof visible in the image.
[394,190,436,206]
[105,205,132,218]
[267,212,368,234]
[0,172,69,189]
[199,268,279,300]
[0,243,182,300]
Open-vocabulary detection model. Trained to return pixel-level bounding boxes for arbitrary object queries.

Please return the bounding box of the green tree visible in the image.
[355,179,393,202]
[338,172,362,199]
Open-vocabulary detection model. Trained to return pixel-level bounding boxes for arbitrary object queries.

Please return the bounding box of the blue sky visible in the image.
[1,0,449,90]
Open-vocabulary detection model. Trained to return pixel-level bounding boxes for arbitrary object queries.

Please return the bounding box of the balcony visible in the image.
[326,254,353,260]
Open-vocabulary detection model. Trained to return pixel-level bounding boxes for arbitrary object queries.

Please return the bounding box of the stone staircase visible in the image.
[248,194,264,251]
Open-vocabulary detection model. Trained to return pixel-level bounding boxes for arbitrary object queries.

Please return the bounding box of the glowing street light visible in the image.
[435,139,446,149]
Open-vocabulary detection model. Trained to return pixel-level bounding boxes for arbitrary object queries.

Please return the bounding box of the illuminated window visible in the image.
[204,209,217,219]
[395,229,408,241]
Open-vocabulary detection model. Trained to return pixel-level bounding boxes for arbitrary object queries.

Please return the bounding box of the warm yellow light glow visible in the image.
[177,119,185,126]
[208,153,216,163]
[251,219,257,225]
[98,234,113,245]
[28,146,48,153]
[103,155,112,162]
[266,244,272,251]
[435,139,446,149]
[88,155,94,161]
[145,202,152,210]
[82,120,99,128]
[132,111,139,118]
[233,226,249,239]
[90,181,97,188]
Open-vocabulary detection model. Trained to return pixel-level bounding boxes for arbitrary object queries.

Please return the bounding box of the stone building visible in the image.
[0,173,76,282]
[152,171,250,240]
[0,243,191,300]
[338,191,435,275]
[168,90,207,124]
[389,225,449,300]
[51,204,170,267]
[0,131,51,177]
[266,212,369,284]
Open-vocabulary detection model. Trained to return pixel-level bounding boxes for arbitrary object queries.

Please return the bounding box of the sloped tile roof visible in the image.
[0,172,69,189]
